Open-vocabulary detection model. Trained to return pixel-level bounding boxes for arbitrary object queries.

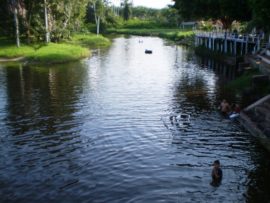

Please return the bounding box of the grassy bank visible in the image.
[0,33,111,64]
[226,68,270,106]
[107,28,194,46]
[226,69,260,92]
[70,33,111,48]
[27,43,90,64]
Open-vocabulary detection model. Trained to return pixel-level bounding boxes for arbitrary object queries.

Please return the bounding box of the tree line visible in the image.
[0,0,128,46]
[0,0,92,46]
[0,0,181,47]
[2,0,267,47]
[173,0,270,31]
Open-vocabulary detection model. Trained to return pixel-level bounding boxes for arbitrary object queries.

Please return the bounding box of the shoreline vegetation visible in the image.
[0,33,111,65]
[0,29,194,65]
[107,28,195,46]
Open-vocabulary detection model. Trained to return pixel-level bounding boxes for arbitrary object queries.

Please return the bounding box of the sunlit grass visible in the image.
[71,33,111,47]
[0,44,35,58]
[27,43,90,64]
[0,33,112,64]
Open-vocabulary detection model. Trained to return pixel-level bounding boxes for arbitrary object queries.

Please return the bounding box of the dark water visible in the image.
[0,36,269,203]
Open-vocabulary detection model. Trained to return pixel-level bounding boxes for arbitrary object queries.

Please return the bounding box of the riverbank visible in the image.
[0,33,111,65]
[225,56,270,106]
[107,28,195,46]
[239,95,270,152]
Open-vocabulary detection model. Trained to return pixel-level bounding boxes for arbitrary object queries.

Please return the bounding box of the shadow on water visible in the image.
[0,36,269,203]
[5,63,87,136]
[0,62,93,202]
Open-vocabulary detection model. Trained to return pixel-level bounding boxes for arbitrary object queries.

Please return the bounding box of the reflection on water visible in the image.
[0,36,269,203]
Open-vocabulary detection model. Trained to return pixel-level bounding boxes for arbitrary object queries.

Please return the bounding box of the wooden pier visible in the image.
[195,31,269,56]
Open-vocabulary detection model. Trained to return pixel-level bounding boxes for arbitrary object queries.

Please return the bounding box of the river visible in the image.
[0,36,269,203]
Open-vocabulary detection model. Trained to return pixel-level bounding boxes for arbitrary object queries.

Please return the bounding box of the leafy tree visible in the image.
[131,6,159,20]
[3,0,26,47]
[249,0,270,31]
[0,0,90,43]
[173,0,251,29]
[46,0,89,41]
[122,0,131,21]
[159,8,181,27]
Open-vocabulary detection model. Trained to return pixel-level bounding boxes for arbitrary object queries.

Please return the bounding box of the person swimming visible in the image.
[211,160,223,187]
[220,100,231,114]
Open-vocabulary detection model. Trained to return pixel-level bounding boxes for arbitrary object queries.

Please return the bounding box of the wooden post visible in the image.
[234,39,237,56]
[224,39,228,54]
[224,32,228,53]
[230,41,233,55]
[221,43,223,53]
[240,41,243,55]
[257,37,260,52]
[245,36,248,54]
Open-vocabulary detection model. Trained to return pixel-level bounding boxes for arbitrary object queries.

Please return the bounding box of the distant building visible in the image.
[180,21,197,29]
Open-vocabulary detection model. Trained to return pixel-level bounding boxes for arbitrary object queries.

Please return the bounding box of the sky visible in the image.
[110,0,174,9]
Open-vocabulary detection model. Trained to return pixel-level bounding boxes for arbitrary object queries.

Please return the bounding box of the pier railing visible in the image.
[195,31,269,55]
[195,31,264,43]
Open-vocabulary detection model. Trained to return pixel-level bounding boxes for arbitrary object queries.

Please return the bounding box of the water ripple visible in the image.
[0,36,269,202]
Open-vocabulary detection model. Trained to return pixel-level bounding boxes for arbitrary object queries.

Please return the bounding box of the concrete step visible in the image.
[255,106,270,118]
[262,101,270,109]
[263,128,270,137]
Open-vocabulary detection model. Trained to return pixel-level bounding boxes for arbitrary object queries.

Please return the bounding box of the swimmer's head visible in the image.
[213,160,221,168]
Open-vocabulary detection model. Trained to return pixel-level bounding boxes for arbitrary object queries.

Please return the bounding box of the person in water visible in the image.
[233,104,241,114]
[220,99,231,115]
[211,160,223,187]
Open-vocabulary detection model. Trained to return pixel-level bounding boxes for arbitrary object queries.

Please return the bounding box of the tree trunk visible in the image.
[44,0,50,43]
[93,1,100,35]
[97,16,100,35]
[14,6,20,47]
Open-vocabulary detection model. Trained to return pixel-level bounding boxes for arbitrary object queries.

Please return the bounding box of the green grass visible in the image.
[0,33,112,64]
[226,69,270,106]
[226,69,270,93]
[27,43,90,64]
[107,28,194,44]
[70,33,111,47]
[120,19,165,29]
[0,44,35,58]
[226,69,260,91]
